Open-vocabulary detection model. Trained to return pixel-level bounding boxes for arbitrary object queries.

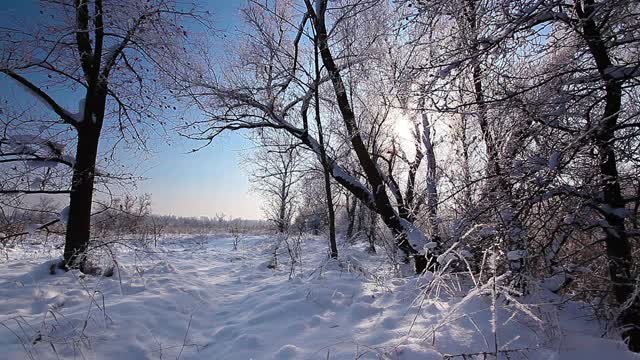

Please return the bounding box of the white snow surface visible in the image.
[0,234,637,360]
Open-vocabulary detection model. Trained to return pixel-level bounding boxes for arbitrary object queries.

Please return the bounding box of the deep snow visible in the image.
[0,234,638,359]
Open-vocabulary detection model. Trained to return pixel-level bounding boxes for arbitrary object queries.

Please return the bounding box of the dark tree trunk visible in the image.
[575,0,639,351]
[323,166,338,258]
[62,84,106,270]
[313,32,338,259]
[62,121,102,269]
[345,195,357,241]
[277,182,287,233]
[366,211,376,254]
[60,0,110,271]
[379,215,428,273]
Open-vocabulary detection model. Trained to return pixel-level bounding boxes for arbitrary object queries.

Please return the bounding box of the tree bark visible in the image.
[62,82,106,270]
[63,117,103,268]
[62,0,109,270]
[575,0,639,351]
[314,31,338,258]
[367,211,377,254]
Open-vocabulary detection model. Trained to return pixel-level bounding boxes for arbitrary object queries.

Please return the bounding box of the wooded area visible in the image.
[1,0,639,355]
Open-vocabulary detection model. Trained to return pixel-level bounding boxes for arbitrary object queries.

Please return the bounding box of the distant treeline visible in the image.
[143,214,270,234]
[0,195,270,242]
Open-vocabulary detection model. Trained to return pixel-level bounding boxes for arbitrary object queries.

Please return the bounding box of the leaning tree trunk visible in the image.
[309,0,426,273]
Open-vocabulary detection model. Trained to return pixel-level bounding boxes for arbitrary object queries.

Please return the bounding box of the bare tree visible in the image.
[250,133,303,233]
[0,0,204,270]
[180,0,432,273]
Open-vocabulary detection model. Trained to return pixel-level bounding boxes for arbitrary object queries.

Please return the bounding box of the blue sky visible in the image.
[0,1,263,219]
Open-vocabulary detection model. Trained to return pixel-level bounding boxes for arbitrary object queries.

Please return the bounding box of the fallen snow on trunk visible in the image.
[0,235,637,360]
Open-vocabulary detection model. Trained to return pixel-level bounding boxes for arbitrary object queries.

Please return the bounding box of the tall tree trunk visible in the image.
[575,0,638,351]
[63,126,101,268]
[62,87,106,270]
[322,166,338,258]
[314,32,338,258]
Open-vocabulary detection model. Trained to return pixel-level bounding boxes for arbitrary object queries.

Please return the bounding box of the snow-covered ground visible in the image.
[0,234,638,359]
